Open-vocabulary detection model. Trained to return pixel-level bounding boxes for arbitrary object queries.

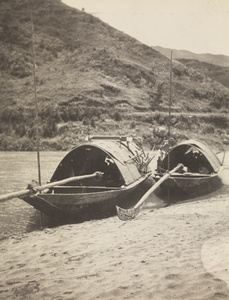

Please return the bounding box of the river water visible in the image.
[0,151,229,239]
[0,152,67,239]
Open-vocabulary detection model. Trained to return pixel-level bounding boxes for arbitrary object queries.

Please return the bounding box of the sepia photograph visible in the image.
[0,0,229,299]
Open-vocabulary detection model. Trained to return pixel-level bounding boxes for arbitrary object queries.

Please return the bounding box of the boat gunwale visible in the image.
[43,172,151,196]
[153,172,219,179]
[52,185,123,190]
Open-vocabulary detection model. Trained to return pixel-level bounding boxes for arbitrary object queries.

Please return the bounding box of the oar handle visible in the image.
[0,171,103,202]
[34,172,103,192]
[0,189,31,202]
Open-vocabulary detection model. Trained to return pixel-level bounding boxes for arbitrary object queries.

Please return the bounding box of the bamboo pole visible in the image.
[30,1,41,186]
[167,51,173,203]
[168,50,173,171]
[0,172,103,202]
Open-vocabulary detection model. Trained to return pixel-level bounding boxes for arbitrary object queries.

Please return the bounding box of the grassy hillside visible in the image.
[153,46,229,89]
[177,59,229,89]
[0,0,229,151]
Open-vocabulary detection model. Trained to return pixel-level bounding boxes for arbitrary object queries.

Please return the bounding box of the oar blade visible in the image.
[116,206,140,221]
[116,164,184,221]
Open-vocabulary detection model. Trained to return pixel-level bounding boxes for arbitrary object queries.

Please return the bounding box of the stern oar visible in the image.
[0,172,103,202]
[116,164,184,221]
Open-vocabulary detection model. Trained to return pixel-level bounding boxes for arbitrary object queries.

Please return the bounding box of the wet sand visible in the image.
[0,190,229,300]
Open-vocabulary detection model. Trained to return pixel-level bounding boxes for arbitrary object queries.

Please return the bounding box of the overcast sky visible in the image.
[62,0,229,56]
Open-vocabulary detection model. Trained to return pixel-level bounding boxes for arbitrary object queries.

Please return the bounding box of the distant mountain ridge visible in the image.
[152,46,229,67]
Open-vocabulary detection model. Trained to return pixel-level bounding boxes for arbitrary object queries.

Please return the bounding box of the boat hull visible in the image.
[153,139,224,200]
[21,175,152,222]
[153,172,222,198]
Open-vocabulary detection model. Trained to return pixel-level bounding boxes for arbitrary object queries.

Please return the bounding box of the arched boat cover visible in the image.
[167,139,221,172]
[51,140,144,186]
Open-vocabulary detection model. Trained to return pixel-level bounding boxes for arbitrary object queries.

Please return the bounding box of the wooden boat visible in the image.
[153,139,224,198]
[20,136,152,221]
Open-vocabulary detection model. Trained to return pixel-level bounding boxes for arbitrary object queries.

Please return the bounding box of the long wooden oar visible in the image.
[0,171,103,202]
[116,164,184,221]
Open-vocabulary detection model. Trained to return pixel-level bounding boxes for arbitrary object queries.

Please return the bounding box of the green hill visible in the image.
[0,0,229,151]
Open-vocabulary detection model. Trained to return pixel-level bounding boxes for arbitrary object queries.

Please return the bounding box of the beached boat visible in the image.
[19,136,152,221]
[153,139,224,198]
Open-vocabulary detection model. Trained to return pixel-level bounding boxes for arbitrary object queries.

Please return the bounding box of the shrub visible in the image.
[130,121,136,128]
[113,110,122,121]
[204,115,229,128]
[39,104,62,123]
[82,118,90,126]
[42,118,58,138]
[15,123,26,137]
[210,94,229,110]
[0,106,24,123]
[19,137,35,151]
[202,124,215,134]
[0,133,10,150]
[91,117,96,128]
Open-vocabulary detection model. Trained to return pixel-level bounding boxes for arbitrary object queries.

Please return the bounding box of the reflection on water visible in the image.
[0,151,228,239]
[0,152,66,239]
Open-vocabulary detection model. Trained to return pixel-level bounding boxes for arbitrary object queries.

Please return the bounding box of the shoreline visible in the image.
[1,193,229,300]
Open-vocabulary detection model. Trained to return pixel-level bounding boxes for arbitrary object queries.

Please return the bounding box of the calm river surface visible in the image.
[0,151,229,239]
[0,151,67,239]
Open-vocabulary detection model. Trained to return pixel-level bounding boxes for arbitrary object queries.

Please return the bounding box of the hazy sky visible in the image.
[62,0,229,56]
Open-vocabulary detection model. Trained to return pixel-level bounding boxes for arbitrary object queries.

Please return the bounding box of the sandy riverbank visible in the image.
[0,191,229,300]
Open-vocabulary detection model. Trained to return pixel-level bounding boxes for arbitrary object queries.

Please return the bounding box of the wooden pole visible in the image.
[30,2,41,186]
[168,50,173,171]
[30,0,42,227]
[0,172,103,202]
[167,51,173,203]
